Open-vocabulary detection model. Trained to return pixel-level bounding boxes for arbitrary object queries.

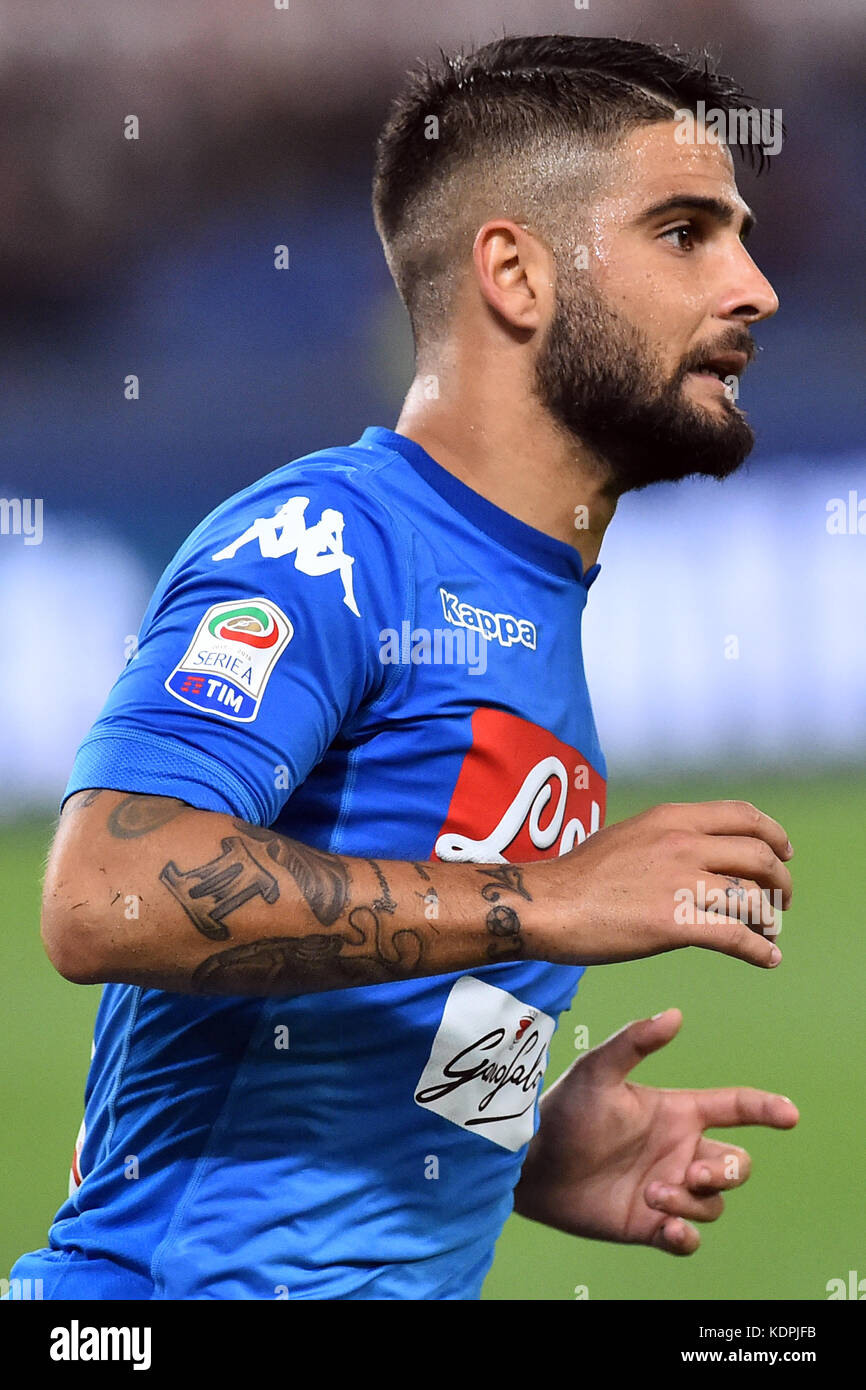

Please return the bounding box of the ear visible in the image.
[471,219,553,333]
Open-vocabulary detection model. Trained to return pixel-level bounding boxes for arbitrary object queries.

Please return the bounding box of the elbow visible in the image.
[41,899,106,985]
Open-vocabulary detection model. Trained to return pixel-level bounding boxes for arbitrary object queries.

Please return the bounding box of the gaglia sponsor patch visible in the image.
[165,598,293,722]
[414,976,555,1151]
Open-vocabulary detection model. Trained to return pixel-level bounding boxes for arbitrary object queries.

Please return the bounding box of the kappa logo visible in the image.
[212,496,360,616]
[165,598,293,722]
[439,587,537,650]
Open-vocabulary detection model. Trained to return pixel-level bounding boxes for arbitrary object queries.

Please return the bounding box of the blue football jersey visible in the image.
[12,426,607,1300]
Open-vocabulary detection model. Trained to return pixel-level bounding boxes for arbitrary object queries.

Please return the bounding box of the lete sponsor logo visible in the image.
[415,976,555,1151]
[433,708,606,863]
[165,598,293,722]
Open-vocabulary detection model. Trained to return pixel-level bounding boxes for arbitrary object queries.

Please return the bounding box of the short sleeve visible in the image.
[65,465,413,824]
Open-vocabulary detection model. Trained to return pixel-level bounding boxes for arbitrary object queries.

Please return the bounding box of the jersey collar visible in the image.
[358,426,601,590]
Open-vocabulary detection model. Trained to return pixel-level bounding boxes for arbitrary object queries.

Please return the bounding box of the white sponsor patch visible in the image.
[165,597,293,722]
[414,976,555,1151]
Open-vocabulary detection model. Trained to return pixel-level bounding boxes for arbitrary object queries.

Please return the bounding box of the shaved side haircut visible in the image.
[372,35,773,355]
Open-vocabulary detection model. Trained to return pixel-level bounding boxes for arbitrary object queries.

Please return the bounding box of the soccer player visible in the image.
[11,35,797,1301]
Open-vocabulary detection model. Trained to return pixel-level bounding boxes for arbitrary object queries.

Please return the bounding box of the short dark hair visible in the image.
[372,34,768,352]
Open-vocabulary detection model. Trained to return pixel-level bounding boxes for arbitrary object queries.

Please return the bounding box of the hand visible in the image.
[542,800,793,969]
[513,1008,799,1254]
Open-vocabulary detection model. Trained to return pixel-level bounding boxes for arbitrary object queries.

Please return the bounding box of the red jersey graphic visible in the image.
[433,708,606,863]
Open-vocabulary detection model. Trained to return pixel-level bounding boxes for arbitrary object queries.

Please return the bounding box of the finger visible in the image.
[699,838,793,908]
[663,800,792,862]
[646,1182,725,1222]
[685,911,783,968]
[579,1008,683,1085]
[694,1087,799,1131]
[686,872,785,931]
[650,1217,700,1256]
[686,1143,752,1192]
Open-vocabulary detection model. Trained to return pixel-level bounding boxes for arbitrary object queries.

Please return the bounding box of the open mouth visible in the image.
[686,350,749,390]
[688,368,731,392]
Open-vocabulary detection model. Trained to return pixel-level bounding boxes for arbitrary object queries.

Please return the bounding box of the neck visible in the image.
[395,344,617,570]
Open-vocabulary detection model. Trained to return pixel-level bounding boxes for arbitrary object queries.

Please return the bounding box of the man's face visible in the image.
[534,121,779,493]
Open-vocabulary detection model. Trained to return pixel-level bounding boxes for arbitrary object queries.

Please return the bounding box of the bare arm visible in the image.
[42,789,548,995]
[41,789,794,996]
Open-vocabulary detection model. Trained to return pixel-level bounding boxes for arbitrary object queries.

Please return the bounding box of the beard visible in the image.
[533,276,756,494]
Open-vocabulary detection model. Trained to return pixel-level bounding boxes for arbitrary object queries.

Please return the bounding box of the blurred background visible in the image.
[1,0,864,1301]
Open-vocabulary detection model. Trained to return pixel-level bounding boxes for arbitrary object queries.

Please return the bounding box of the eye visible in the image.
[660,223,696,252]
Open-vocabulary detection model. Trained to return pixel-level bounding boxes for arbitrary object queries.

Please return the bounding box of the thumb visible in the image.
[581,1007,683,1084]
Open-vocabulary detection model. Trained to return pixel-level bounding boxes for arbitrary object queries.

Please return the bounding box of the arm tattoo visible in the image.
[192,908,423,994]
[61,788,104,818]
[366,859,396,914]
[78,788,104,808]
[190,845,421,989]
[476,863,529,961]
[347,905,421,971]
[192,935,346,991]
[476,864,533,902]
[164,818,423,988]
[232,821,349,926]
[108,794,186,839]
[160,836,279,940]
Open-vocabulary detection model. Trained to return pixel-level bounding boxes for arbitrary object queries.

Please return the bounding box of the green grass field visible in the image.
[2,773,863,1300]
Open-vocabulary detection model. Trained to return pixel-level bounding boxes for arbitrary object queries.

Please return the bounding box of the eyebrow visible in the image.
[635,195,756,240]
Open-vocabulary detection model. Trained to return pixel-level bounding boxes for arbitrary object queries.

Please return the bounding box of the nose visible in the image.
[717,243,779,324]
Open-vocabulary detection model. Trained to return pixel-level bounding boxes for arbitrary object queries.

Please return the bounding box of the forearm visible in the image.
[43,790,561,996]
[44,789,792,993]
